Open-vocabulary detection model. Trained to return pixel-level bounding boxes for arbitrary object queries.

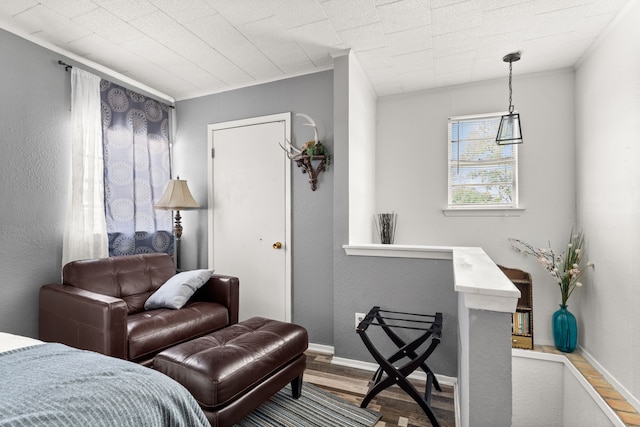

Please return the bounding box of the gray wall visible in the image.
[0,29,72,336]
[467,309,513,426]
[174,71,335,346]
[334,255,457,376]
[0,28,173,336]
[175,68,458,376]
[331,54,457,376]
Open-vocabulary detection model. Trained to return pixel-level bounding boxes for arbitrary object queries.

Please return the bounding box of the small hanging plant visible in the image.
[302,140,330,169]
[278,113,330,190]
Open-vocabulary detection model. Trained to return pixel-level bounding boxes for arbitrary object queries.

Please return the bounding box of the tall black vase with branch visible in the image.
[375,213,397,244]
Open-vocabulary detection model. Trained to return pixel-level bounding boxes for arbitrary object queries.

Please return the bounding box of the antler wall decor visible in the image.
[279,113,330,191]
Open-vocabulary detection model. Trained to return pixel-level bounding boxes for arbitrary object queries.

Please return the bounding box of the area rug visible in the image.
[235,382,380,427]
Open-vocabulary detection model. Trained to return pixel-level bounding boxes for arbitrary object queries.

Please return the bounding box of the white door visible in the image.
[207,113,291,322]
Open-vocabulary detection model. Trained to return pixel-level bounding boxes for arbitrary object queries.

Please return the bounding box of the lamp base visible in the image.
[173,210,183,239]
[173,237,181,271]
[172,210,183,271]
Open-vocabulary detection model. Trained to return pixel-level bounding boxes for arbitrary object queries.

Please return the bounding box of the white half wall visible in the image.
[512,350,622,427]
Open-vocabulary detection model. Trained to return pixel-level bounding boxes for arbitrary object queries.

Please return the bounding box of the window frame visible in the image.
[447,112,520,211]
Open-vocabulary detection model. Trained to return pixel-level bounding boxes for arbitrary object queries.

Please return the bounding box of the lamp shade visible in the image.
[496,112,523,145]
[154,179,200,210]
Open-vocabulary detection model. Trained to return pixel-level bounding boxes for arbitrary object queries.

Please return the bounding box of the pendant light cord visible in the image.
[508,60,514,113]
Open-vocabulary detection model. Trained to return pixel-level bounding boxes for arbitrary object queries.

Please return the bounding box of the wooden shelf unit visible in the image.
[499,265,534,350]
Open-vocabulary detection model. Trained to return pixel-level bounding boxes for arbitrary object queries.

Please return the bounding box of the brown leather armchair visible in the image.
[39,253,239,366]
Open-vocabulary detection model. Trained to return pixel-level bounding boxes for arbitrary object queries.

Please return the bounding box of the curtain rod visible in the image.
[58,60,72,71]
[57,59,175,109]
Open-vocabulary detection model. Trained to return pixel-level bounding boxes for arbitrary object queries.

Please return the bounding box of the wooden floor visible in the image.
[303,351,456,427]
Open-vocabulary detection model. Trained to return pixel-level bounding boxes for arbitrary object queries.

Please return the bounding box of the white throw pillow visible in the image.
[144,269,214,310]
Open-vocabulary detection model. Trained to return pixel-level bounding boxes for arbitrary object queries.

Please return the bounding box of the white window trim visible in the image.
[441,207,525,217]
[447,112,521,213]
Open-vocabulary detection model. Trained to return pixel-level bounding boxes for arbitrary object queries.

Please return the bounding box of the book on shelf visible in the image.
[512,311,531,335]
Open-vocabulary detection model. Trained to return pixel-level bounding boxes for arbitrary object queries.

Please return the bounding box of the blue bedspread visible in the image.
[0,343,209,427]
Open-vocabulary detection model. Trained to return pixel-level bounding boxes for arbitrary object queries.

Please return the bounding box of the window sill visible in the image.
[343,244,453,260]
[442,207,525,217]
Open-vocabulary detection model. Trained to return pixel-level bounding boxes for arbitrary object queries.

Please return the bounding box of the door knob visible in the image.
[272,242,282,249]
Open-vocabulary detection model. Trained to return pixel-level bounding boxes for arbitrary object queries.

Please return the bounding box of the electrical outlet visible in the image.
[355,312,366,329]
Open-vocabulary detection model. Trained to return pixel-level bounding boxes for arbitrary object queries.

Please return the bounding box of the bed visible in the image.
[0,332,209,427]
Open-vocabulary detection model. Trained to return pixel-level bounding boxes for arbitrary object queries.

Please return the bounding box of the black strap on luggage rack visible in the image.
[356,306,443,427]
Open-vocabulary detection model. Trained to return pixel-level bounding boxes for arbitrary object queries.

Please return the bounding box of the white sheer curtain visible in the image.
[62,68,109,266]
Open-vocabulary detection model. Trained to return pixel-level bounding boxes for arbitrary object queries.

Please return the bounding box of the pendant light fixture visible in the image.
[496,52,523,145]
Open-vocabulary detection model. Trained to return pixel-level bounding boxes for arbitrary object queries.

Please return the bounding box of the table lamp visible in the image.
[154,176,200,268]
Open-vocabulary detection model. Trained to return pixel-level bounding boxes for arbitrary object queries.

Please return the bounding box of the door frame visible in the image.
[207,112,292,322]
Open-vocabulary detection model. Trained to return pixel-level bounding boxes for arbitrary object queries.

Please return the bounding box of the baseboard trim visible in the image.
[331,355,457,387]
[307,343,334,354]
[307,342,457,386]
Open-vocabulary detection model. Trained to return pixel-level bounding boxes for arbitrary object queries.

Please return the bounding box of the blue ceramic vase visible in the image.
[552,304,577,353]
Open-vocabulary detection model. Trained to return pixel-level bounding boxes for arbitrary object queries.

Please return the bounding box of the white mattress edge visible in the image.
[0,332,44,354]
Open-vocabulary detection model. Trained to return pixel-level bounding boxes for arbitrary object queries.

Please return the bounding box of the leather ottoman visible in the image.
[154,317,308,427]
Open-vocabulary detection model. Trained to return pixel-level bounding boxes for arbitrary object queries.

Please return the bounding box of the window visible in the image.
[448,113,518,209]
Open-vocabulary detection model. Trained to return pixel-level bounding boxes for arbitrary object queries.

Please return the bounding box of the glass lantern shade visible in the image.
[496,112,523,145]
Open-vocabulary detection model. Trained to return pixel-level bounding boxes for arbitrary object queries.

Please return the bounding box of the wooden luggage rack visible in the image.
[356,306,443,427]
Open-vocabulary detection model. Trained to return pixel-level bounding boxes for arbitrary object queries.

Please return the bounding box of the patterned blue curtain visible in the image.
[100,81,174,256]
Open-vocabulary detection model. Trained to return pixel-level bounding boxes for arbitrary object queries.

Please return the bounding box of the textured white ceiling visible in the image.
[0,0,632,101]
